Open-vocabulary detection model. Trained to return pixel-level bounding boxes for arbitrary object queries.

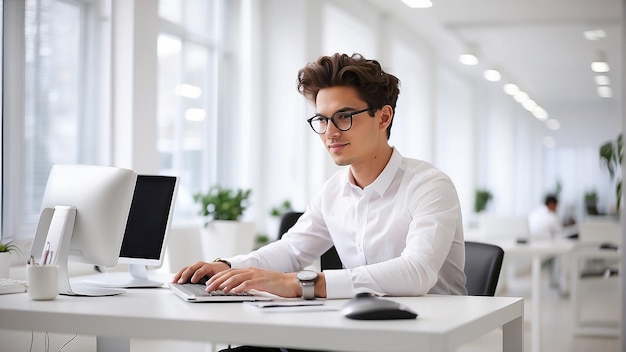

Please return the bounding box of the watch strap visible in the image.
[297,270,318,300]
[300,280,315,300]
[300,280,315,299]
[213,258,232,268]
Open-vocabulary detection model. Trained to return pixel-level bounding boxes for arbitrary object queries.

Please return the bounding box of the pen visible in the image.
[41,242,50,265]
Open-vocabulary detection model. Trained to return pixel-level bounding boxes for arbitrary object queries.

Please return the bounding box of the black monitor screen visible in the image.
[119,175,177,260]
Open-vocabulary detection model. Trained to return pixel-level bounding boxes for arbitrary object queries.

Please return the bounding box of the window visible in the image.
[157,0,219,220]
[2,0,109,240]
[2,0,224,242]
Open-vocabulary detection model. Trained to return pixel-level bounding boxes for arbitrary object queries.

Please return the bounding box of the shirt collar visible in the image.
[343,148,403,197]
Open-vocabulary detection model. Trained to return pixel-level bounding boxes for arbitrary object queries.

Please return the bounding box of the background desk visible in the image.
[570,244,620,336]
[498,239,574,352]
[0,288,523,352]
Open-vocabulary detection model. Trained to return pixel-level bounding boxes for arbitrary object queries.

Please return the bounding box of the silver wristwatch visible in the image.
[296,270,318,300]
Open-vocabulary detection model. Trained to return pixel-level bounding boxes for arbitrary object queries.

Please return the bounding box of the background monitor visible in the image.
[83,175,178,288]
[30,164,137,296]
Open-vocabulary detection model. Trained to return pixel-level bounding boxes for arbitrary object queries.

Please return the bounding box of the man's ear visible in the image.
[379,105,393,131]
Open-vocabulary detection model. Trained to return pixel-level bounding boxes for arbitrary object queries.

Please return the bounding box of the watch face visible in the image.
[297,270,318,281]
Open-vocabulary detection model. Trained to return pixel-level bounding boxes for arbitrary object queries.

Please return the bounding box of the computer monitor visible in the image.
[30,164,137,296]
[83,175,178,288]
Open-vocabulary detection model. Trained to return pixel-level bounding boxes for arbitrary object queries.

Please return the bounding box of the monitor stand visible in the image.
[82,264,163,288]
[32,206,126,297]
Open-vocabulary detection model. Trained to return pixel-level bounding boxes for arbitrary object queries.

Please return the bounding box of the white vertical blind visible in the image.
[20,0,106,238]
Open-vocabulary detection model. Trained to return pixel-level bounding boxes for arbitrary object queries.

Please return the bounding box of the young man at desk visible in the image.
[174,53,467,352]
[527,194,577,293]
[528,194,577,240]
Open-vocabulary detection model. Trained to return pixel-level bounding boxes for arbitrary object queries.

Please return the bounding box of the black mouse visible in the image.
[599,242,618,250]
[341,292,418,320]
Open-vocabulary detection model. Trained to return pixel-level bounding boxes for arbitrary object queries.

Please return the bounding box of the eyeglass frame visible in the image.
[306,107,375,134]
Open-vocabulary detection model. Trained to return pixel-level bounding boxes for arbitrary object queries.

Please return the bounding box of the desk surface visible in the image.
[497,238,575,257]
[0,287,523,352]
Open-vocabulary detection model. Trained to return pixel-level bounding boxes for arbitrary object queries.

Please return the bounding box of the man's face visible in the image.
[547,201,558,212]
[315,86,383,166]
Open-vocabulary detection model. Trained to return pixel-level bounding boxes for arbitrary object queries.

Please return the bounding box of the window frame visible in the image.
[2,0,27,241]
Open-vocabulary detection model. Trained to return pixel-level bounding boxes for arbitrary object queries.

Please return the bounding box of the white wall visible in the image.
[256,0,323,223]
[241,0,618,232]
[108,0,619,236]
[433,65,476,220]
[388,26,435,162]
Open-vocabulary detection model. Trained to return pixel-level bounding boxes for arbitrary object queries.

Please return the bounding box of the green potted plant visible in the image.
[253,232,270,249]
[269,200,293,218]
[474,189,493,213]
[193,185,252,224]
[584,190,598,212]
[0,241,20,278]
[193,185,255,260]
[600,133,622,211]
[0,241,19,254]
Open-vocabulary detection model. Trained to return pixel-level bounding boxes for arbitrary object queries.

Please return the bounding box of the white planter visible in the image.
[266,217,280,241]
[200,220,256,261]
[163,225,204,273]
[0,252,12,278]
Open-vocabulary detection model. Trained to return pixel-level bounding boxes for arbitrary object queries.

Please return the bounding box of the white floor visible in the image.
[1,266,621,352]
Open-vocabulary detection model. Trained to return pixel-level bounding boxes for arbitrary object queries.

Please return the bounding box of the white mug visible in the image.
[27,264,58,300]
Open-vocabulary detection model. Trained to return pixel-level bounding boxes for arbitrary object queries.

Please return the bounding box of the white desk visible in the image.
[498,239,575,352]
[0,288,523,352]
[570,244,620,336]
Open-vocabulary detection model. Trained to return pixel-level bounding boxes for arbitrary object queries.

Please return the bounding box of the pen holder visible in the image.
[27,264,58,300]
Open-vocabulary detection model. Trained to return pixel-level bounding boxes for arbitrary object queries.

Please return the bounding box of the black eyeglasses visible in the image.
[306,107,373,134]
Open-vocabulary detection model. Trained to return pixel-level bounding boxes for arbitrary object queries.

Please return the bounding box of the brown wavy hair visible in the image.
[297,53,400,139]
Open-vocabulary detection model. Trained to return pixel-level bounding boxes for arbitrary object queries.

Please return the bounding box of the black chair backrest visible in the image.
[320,245,343,270]
[464,241,504,296]
[278,212,305,239]
[278,211,343,270]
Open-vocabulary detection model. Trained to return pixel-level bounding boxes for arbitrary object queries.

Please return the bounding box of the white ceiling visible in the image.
[366,0,623,148]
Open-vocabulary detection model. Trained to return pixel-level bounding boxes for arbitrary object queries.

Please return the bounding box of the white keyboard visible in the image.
[168,283,273,302]
[0,277,28,295]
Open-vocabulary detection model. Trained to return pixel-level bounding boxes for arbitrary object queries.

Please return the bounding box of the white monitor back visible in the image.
[30,164,137,296]
[32,165,137,266]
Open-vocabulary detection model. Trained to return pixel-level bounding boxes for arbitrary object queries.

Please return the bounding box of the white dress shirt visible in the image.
[528,205,563,240]
[228,148,467,298]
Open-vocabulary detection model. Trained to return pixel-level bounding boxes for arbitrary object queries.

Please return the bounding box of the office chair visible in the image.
[278,212,306,239]
[464,241,504,296]
[278,211,343,270]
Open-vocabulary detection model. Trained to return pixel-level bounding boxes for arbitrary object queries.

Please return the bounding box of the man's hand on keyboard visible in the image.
[173,260,230,285]
[205,267,301,298]
[173,261,327,299]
